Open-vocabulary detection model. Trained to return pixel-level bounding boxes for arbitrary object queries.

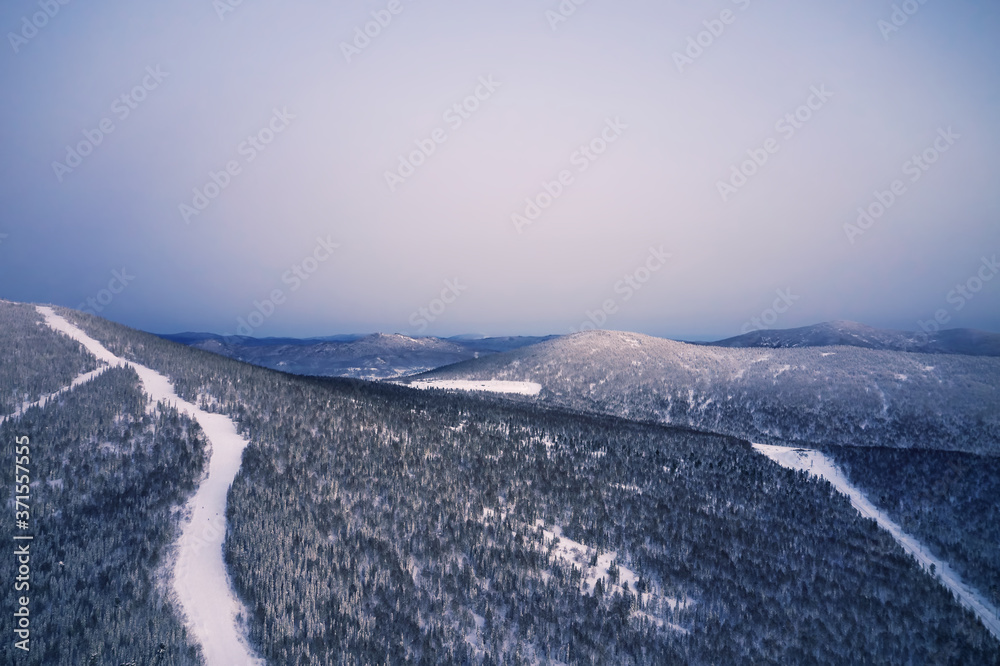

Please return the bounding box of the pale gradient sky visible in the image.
[1,0,998,339]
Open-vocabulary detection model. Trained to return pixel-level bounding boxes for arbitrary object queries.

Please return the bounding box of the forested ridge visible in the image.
[0,365,205,665]
[414,329,1000,455]
[0,300,97,416]
[55,306,1000,664]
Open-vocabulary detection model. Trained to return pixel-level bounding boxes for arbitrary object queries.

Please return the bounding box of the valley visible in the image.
[162,331,553,381]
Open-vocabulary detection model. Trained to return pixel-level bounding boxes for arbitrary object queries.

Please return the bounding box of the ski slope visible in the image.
[754,443,1000,642]
[37,307,262,666]
[0,367,107,425]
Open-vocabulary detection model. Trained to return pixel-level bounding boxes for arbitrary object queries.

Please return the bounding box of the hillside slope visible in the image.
[410,330,1000,454]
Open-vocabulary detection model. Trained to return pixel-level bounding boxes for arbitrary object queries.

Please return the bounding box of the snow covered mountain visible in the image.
[702,320,1000,356]
[161,320,1000,383]
[407,329,1000,454]
[159,331,553,380]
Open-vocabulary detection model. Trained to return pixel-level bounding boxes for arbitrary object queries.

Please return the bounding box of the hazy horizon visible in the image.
[87,309,1000,343]
[2,1,998,339]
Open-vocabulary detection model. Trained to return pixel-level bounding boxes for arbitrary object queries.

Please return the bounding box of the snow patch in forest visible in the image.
[409,379,542,396]
[37,307,263,666]
[753,443,1000,642]
[536,523,690,629]
[479,508,688,633]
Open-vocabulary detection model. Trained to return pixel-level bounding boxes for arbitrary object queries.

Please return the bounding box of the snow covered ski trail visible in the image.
[754,443,1000,642]
[37,307,261,666]
[0,367,107,426]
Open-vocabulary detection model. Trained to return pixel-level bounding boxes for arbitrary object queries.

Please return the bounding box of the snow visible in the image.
[480,508,687,632]
[753,443,1000,642]
[408,379,542,396]
[542,435,555,459]
[537,522,689,629]
[539,523,635,592]
[37,307,262,665]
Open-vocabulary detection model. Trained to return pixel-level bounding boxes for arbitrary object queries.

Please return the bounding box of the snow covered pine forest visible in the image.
[2,299,999,664]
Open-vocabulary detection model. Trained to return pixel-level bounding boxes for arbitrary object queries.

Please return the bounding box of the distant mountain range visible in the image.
[160,321,1000,383]
[700,321,1000,356]
[406,329,1000,455]
[158,331,554,380]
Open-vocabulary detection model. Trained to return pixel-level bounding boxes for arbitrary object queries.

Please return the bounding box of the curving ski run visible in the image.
[36,307,261,666]
[754,443,1000,642]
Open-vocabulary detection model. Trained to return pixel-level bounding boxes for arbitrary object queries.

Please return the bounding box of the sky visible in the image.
[1,0,998,340]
